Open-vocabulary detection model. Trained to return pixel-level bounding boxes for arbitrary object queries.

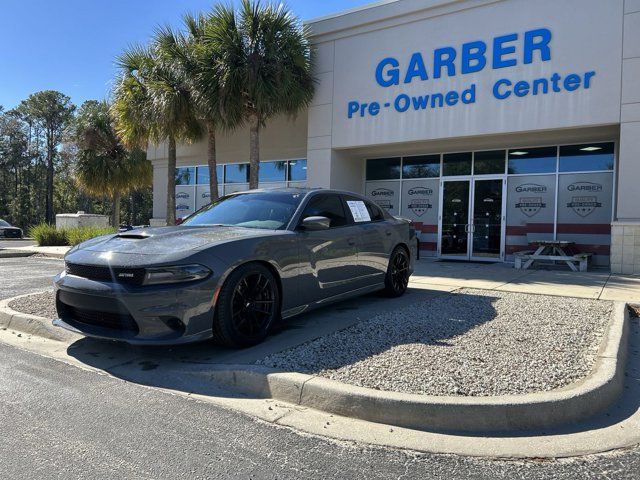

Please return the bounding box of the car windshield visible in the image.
[182,192,304,230]
[0,220,10,227]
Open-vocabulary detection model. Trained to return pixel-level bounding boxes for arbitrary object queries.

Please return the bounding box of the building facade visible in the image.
[148,0,640,274]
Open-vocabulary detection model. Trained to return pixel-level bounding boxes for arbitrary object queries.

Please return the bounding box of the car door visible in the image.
[296,193,361,305]
[343,195,392,283]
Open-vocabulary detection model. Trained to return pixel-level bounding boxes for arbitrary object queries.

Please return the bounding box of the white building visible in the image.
[148,0,640,274]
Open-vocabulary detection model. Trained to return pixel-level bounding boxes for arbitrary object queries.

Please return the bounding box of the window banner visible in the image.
[505,175,556,253]
[557,172,613,261]
[195,186,223,210]
[175,186,195,219]
[400,179,439,252]
[365,181,400,216]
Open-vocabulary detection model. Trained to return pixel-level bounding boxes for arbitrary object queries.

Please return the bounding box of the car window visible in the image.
[365,200,385,221]
[343,195,385,223]
[0,220,9,227]
[301,194,349,228]
[182,192,303,230]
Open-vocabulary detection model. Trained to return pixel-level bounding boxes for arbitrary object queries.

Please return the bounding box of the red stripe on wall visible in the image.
[412,222,438,234]
[556,224,611,235]
[506,223,554,236]
[419,242,437,251]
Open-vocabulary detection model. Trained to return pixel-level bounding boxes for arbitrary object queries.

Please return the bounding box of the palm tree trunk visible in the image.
[249,114,260,189]
[166,136,177,226]
[207,122,219,202]
[112,191,121,227]
[45,131,55,224]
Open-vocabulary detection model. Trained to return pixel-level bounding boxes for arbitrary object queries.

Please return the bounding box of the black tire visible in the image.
[212,263,281,348]
[383,246,410,297]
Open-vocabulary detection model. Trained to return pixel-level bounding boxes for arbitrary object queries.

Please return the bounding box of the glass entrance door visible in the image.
[441,181,470,257]
[439,178,505,261]
[470,178,504,260]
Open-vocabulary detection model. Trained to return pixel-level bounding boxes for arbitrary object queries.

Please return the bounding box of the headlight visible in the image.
[142,264,211,285]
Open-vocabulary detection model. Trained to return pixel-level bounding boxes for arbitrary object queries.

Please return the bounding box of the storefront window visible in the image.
[225,163,249,183]
[508,147,557,174]
[366,157,401,180]
[175,167,195,185]
[559,143,614,172]
[288,159,307,181]
[474,150,506,175]
[402,154,440,178]
[196,165,224,185]
[443,152,472,176]
[259,161,287,182]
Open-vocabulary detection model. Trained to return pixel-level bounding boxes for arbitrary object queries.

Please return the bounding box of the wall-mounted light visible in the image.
[509,151,529,156]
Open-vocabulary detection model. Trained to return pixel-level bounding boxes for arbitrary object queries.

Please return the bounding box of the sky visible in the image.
[0,0,374,110]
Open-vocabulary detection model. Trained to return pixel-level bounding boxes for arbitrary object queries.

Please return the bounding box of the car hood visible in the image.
[77,226,286,255]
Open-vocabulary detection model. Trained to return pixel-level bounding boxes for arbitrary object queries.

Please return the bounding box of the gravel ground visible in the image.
[259,289,613,397]
[8,290,56,319]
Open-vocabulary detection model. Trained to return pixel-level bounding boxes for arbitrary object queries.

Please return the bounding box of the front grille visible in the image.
[65,262,146,285]
[2,229,21,238]
[62,304,139,333]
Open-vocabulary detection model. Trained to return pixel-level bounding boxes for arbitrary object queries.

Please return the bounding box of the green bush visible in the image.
[30,224,69,246]
[66,226,116,246]
[30,224,116,247]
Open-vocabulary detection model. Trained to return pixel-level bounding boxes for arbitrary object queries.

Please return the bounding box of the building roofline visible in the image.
[306,0,471,39]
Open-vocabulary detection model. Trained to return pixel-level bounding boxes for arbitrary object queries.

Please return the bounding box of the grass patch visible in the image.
[30,224,116,246]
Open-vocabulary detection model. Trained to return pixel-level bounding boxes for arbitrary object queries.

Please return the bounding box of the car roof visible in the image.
[230,187,366,198]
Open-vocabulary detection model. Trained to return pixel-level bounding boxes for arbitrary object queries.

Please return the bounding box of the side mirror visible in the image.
[300,216,331,231]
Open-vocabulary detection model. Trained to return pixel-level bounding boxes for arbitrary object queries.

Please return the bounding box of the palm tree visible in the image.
[73,100,152,226]
[153,16,241,203]
[207,0,315,189]
[112,41,202,225]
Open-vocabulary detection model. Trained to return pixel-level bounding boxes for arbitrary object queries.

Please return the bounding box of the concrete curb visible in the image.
[0,250,34,259]
[0,247,68,259]
[0,293,79,343]
[208,302,629,432]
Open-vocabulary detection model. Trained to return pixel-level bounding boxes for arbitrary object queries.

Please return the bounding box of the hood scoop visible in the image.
[116,233,151,240]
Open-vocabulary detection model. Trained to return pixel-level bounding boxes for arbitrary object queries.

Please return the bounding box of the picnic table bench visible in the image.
[514,240,593,272]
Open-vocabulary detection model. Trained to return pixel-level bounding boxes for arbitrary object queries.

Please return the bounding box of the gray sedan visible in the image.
[53,188,416,348]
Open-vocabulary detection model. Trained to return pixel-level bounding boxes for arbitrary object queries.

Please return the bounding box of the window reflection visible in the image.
[366,158,401,180]
[259,161,287,182]
[288,159,307,181]
[508,147,557,174]
[559,143,614,172]
[175,167,195,185]
[402,155,440,178]
[443,152,472,176]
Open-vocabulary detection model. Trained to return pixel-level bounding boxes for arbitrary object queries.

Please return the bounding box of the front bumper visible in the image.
[53,270,220,345]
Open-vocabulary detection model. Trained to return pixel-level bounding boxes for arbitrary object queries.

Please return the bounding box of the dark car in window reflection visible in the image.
[53,189,416,348]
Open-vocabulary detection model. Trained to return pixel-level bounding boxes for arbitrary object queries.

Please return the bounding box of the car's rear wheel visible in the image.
[213,263,280,348]
[383,246,410,297]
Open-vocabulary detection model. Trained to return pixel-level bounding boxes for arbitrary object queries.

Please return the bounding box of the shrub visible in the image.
[30,224,116,246]
[29,224,68,246]
[66,226,116,246]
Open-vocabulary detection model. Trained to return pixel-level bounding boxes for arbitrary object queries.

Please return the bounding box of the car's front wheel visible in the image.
[383,246,410,297]
[213,263,280,348]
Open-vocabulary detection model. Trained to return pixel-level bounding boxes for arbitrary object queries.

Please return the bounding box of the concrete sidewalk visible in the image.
[411,259,640,303]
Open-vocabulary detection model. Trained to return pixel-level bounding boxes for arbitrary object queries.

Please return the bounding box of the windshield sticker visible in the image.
[347,200,371,222]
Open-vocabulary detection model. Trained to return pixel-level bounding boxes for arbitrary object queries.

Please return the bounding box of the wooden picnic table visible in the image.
[514,240,592,272]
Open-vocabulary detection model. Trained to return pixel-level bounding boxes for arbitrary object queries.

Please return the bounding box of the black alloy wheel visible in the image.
[213,263,280,348]
[384,246,410,297]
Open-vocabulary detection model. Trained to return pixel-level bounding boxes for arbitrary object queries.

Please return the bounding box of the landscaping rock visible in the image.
[258,289,612,397]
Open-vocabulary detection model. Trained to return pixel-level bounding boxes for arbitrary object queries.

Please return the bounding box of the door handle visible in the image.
[347,238,356,246]
[385,230,392,236]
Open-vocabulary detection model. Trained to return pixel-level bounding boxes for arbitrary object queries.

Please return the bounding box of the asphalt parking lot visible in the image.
[0,257,62,300]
